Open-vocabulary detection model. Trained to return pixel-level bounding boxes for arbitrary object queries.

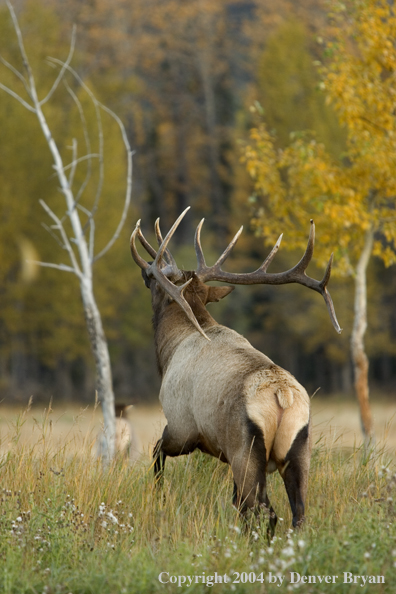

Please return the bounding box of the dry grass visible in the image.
[0,396,395,593]
[1,396,395,460]
[311,396,396,455]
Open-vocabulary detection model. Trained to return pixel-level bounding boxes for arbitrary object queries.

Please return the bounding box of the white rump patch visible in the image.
[245,365,310,461]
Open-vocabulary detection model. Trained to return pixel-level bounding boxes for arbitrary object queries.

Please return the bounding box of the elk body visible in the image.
[130,208,340,537]
[97,404,142,462]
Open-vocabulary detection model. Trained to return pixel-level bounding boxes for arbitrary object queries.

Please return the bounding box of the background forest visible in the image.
[1,0,395,406]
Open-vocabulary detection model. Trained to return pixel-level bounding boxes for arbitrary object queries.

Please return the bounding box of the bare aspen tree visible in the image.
[0,1,133,459]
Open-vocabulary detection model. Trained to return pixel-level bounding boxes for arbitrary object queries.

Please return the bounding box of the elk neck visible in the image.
[152,282,218,375]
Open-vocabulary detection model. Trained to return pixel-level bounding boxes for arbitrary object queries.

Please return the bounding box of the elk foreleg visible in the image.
[153,424,198,486]
[153,438,166,487]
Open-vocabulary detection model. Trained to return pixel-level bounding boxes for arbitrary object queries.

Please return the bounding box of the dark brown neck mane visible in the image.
[152,283,218,375]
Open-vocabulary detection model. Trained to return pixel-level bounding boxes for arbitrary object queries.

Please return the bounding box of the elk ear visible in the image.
[207,285,234,303]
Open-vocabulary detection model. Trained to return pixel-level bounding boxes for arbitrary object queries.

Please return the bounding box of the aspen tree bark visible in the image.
[351,226,374,442]
[81,278,116,460]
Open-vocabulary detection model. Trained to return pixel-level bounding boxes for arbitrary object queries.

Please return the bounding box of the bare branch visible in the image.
[77,204,96,259]
[89,218,95,261]
[86,90,104,224]
[39,199,82,277]
[94,105,133,261]
[40,25,76,106]
[62,153,101,173]
[46,58,133,263]
[41,222,66,249]
[68,138,78,188]
[63,80,98,215]
[6,1,32,78]
[28,260,77,274]
[0,81,35,111]
[0,55,32,97]
[61,76,104,224]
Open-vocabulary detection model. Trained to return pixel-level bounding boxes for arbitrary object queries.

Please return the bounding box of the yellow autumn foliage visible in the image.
[244,0,396,277]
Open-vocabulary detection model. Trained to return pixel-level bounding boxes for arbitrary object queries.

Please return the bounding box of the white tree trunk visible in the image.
[351,226,374,443]
[81,277,116,460]
[33,83,117,459]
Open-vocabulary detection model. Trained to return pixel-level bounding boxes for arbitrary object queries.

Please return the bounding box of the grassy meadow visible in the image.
[0,399,395,594]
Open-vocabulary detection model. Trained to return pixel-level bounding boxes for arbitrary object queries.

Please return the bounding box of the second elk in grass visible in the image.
[97,404,142,462]
[130,208,341,538]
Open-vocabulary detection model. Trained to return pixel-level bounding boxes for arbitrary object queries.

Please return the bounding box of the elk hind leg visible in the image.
[233,469,277,541]
[233,421,277,540]
[278,422,310,529]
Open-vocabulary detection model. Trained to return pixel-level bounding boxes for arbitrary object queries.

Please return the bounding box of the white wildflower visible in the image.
[107,511,118,524]
[282,546,295,558]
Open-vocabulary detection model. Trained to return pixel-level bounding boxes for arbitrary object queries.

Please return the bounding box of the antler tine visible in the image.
[258,233,283,273]
[154,206,190,267]
[155,218,179,269]
[195,219,243,280]
[137,226,157,259]
[195,219,207,273]
[318,253,341,333]
[279,222,340,333]
[213,225,243,268]
[293,219,315,274]
[321,252,333,289]
[322,285,340,332]
[130,221,150,270]
[154,218,163,246]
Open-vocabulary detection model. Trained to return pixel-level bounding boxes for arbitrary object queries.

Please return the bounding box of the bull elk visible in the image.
[130,208,340,538]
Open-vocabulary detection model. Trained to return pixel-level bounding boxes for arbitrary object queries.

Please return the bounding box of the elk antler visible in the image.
[130,207,211,340]
[195,219,341,334]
